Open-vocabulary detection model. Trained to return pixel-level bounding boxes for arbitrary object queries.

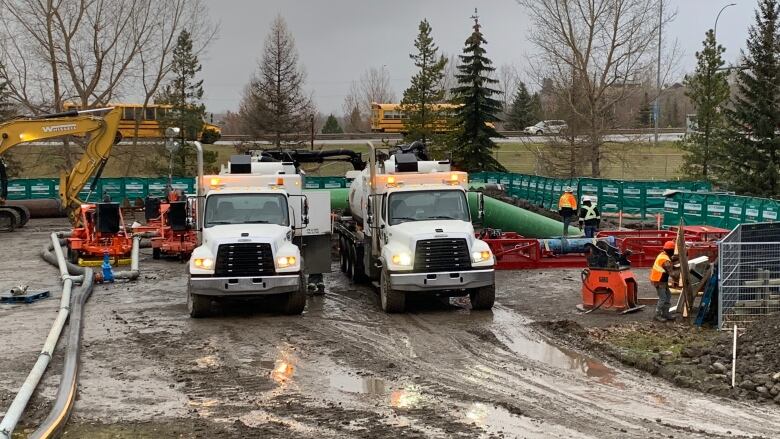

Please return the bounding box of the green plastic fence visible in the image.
[7,176,350,201]
[470,172,712,221]
[665,191,780,229]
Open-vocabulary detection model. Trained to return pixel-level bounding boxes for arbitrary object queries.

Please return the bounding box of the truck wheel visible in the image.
[152,248,161,260]
[0,209,17,232]
[380,268,405,313]
[346,246,355,280]
[187,291,212,318]
[470,285,496,310]
[283,274,307,315]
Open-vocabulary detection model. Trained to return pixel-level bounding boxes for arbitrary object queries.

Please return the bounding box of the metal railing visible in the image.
[719,222,780,328]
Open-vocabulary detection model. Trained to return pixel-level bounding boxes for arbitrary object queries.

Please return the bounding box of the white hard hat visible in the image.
[582,195,592,202]
[564,186,573,192]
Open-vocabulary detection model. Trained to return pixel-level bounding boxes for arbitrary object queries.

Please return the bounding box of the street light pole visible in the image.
[715,3,737,40]
[654,1,663,148]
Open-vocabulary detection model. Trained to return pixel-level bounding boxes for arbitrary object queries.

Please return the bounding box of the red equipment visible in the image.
[133,195,197,260]
[68,203,133,265]
[578,267,644,314]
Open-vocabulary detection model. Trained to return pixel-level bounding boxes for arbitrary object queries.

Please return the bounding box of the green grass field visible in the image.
[5,141,685,180]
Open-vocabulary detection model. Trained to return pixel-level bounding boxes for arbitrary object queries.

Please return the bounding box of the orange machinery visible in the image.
[67,203,133,265]
[133,194,197,260]
[577,241,645,314]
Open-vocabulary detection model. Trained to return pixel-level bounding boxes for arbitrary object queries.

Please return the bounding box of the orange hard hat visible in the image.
[663,241,675,250]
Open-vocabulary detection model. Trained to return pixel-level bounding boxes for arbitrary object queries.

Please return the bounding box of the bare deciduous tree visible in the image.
[496,64,519,114]
[342,67,396,132]
[240,15,313,146]
[519,0,675,177]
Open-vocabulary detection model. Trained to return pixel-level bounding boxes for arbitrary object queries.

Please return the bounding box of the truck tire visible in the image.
[470,285,496,310]
[283,274,307,315]
[380,268,405,313]
[187,290,213,318]
[346,245,355,280]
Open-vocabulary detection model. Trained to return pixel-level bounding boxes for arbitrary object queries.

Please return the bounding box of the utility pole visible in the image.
[654,0,663,148]
[310,114,315,150]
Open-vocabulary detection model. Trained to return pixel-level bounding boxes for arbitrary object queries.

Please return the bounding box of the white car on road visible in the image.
[523,120,568,136]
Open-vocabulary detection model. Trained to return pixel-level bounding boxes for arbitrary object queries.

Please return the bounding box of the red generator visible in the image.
[135,196,197,260]
[68,203,134,265]
[578,267,643,314]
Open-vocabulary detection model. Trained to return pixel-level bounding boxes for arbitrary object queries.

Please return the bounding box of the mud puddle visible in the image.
[490,307,621,386]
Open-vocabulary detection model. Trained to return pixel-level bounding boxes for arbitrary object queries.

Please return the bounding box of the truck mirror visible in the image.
[302,197,310,226]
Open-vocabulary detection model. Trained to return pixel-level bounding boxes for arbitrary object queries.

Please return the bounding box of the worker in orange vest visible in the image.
[558,187,577,237]
[651,241,677,321]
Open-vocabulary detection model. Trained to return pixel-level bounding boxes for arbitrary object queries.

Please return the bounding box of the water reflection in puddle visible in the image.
[329,371,387,395]
[491,308,620,385]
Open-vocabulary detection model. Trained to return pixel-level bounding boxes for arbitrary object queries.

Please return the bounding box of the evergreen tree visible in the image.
[718,0,780,196]
[239,15,312,146]
[505,81,536,130]
[449,12,506,172]
[680,29,730,181]
[321,114,343,134]
[155,30,215,176]
[400,19,447,143]
[346,105,364,132]
[636,92,652,128]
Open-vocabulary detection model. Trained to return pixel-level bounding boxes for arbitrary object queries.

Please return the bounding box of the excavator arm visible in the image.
[0,107,122,226]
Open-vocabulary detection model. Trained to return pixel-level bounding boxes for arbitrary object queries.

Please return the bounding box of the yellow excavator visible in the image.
[0,107,122,231]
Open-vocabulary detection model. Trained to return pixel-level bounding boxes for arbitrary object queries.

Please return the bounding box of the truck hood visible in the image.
[387,220,476,251]
[201,224,291,254]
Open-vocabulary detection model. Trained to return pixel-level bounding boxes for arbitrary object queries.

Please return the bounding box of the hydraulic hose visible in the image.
[0,234,83,439]
[580,268,614,314]
[29,270,94,439]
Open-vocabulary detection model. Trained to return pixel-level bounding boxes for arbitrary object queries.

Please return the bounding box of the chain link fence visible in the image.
[719,222,780,328]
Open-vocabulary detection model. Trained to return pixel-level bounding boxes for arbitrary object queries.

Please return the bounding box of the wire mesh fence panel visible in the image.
[719,223,780,328]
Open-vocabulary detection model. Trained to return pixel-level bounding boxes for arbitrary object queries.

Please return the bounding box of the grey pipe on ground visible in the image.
[0,234,82,439]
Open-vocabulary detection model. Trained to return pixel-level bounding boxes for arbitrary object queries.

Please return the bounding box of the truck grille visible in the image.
[214,243,275,277]
[413,238,471,272]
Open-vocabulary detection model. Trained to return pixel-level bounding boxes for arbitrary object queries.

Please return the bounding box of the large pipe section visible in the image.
[0,234,83,439]
[113,236,140,281]
[467,193,581,238]
[538,236,617,254]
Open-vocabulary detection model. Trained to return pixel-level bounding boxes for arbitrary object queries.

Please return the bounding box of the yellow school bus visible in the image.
[370,102,494,133]
[370,102,459,133]
[63,103,221,142]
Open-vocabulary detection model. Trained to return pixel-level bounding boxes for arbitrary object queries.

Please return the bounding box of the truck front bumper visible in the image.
[389,269,494,292]
[188,274,300,297]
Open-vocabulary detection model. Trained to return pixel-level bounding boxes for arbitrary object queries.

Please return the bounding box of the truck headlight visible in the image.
[391,253,412,266]
[471,251,491,263]
[277,256,297,268]
[194,257,214,269]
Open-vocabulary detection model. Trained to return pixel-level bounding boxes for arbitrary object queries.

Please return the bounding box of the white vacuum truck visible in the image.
[186,145,338,317]
[335,141,496,313]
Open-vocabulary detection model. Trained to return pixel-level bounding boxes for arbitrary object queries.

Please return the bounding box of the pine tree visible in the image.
[449,11,506,172]
[680,29,729,180]
[239,15,312,146]
[636,92,652,128]
[505,81,536,130]
[400,19,447,143]
[717,0,780,196]
[153,30,214,176]
[321,114,343,134]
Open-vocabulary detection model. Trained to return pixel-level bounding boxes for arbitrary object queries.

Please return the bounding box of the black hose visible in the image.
[580,268,614,314]
[29,268,94,439]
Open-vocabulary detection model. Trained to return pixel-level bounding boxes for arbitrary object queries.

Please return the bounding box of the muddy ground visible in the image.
[2,219,780,438]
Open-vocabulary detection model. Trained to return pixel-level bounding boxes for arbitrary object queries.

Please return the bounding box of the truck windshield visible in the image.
[387,190,470,225]
[204,193,289,228]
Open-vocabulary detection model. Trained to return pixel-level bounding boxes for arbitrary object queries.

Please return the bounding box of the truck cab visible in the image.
[337,142,496,313]
[186,155,323,317]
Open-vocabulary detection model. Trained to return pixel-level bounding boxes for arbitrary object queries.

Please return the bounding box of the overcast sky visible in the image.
[201,0,757,115]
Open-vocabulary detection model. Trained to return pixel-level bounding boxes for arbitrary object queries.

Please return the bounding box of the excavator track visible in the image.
[0,207,21,232]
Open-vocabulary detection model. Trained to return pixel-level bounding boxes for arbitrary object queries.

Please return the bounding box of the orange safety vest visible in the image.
[650,252,671,282]
[558,193,577,210]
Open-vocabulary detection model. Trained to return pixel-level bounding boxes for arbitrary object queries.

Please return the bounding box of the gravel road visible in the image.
[1,219,779,438]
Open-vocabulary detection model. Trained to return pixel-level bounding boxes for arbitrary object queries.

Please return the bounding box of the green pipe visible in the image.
[321,188,579,238]
[467,193,582,238]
